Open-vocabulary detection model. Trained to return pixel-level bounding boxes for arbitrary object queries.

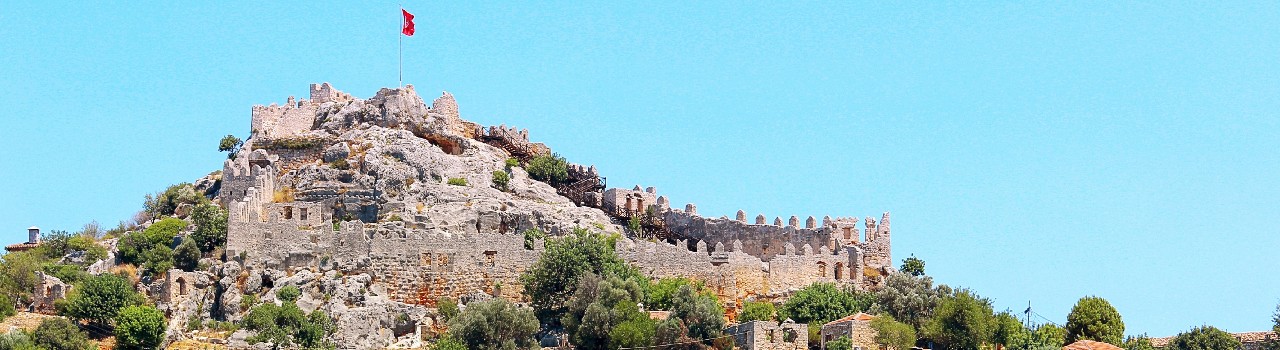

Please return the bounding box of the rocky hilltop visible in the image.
[152,83,894,348]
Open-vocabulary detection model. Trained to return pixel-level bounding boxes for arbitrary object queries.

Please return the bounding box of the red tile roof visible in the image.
[823,312,875,326]
[1063,340,1123,350]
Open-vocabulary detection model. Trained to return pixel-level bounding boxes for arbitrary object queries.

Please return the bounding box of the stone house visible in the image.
[31,271,71,314]
[5,226,42,253]
[724,320,808,350]
[821,313,879,350]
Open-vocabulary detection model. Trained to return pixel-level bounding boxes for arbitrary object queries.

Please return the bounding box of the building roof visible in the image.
[1149,331,1276,348]
[823,312,875,327]
[1063,340,1123,350]
[27,226,38,230]
[4,242,40,252]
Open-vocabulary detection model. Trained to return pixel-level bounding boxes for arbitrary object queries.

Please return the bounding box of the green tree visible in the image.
[0,251,41,307]
[1267,303,1280,350]
[242,299,332,349]
[872,315,918,350]
[738,301,776,323]
[1032,324,1067,348]
[827,336,854,350]
[669,284,726,347]
[900,255,926,277]
[1065,296,1125,346]
[447,299,540,350]
[189,202,228,252]
[992,311,1026,348]
[562,274,649,350]
[58,274,143,329]
[30,317,93,350]
[1124,335,1157,350]
[924,290,995,350]
[115,305,166,350]
[779,282,873,325]
[609,318,657,350]
[173,237,201,272]
[873,272,952,331]
[219,134,244,156]
[0,295,13,323]
[277,285,301,303]
[520,228,642,324]
[1167,326,1240,350]
[526,153,568,184]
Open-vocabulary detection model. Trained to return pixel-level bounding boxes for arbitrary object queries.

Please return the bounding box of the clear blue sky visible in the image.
[2,1,1277,337]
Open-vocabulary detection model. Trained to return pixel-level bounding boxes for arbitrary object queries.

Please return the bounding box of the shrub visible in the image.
[827,336,853,350]
[328,158,350,170]
[900,255,926,277]
[437,297,459,322]
[646,277,716,311]
[173,238,201,272]
[780,282,873,325]
[219,134,243,156]
[434,335,468,350]
[0,295,14,322]
[561,274,648,349]
[277,285,302,303]
[143,183,207,217]
[241,294,258,310]
[924,290,995,350]
[448,299,540,350]
[491,170,510,191]
[119,217,186,276]
[30,317,92,350]
[115,305,166,350]
[504,157,520,169]
[243,301,332,348]
[190,202,228,253]
[0,251,41,306]
[738,301,776,323]
[0,331,37,349]
[58,274,143,329]
[521,229,545,250]
[447,177,468,186]
[266,136,325,150]
[526,153,568,184]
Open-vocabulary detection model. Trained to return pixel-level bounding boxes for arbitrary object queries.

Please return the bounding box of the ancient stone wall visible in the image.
[725,321,808,350]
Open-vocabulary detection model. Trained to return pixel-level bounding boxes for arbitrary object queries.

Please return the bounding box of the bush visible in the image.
[328,158,350,170]
[448,299,540,350]
[924,290,995,350]
[119,217,186,276]
[266,136,325,150]
[491,170,510,191]
[277,285,301,303]
[0,252,42,306]
[646,277,716,311]
[827,336,853,350]
[0,331,37,349]
[173,238,201,272]
[115,305,166,350]
[504,157,520,169]
[219,134,243,155]
[447,177,468,186]
[58,274,143,329]
[0,295,14,322]
[900,255,926,277]
[190,202,228,253]
[437,297,459,322]
[522,229,545,250]
[526,153,568,184]
[30,317,92,350]
[241,294,259,310]
[433,335,468,350]
[738,301,776,323]
[243,301,334,348]
[143,183,207,217]
[561,274,648,349]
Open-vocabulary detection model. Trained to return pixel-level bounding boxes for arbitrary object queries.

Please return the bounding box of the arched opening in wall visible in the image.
[843,227,852,241]
[176,277,188,296]
[834,263,844,281]
[818,262,827,277]
[44,286,52,297]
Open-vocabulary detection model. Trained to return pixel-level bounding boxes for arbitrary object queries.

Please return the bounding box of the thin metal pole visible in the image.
[399,5,403,88]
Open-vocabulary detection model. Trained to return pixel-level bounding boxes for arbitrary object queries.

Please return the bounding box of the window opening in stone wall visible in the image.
[177,278,188,296]
[767,329,775,342]
[439,254,449,266]
[484,251,496,267]
[835,262,844,281]
[784,328,798,342]
[818,262,827,277]
[300,208,308,221]
[284,206,293,220]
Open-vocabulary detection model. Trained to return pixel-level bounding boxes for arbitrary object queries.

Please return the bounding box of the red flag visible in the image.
[402,9,415,36]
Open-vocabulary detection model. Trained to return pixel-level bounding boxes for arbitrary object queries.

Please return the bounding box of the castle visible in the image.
[221,83,894,306]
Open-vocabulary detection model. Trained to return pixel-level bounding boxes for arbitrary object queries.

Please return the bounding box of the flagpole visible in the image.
[399,5,404,88]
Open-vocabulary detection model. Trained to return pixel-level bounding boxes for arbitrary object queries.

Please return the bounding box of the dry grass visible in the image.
[272,187,295,203]
[110,264,141,285]
[416,202,425,214]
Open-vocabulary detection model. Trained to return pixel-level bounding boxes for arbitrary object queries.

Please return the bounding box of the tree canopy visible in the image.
[1167,326,1240,350]
[520,228,641,324]
[1065,296,1125,346]
[447,299,540,350]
